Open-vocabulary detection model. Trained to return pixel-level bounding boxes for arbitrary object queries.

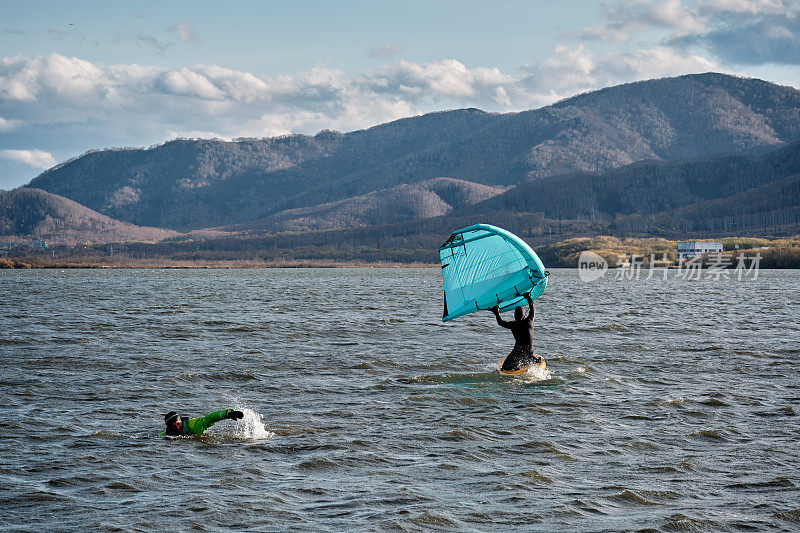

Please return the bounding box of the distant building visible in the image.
[677,241,723,260]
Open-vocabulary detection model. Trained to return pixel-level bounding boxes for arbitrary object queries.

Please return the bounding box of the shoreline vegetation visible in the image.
[3,235,799,269]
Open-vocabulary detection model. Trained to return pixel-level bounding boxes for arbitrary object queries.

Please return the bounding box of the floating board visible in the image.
[438,224,548,322]
[498,354,546,375]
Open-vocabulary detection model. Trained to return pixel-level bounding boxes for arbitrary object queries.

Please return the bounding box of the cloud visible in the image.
[677,19,800,65]
[0,54,114,103]
[0,149,56,169]
[0,53,536,152]
[575,0,800,66]
[111,24,202,57]
[580,25,631,43]
[167,22,200,43]
[3,28,26,36]
[607,0,707,33]
[360,59,515,105]
[47,27,87,44]
[671,1,800,65]
[599,46,719,80]
[699,0,791,16]
[133,34,173,55]
[0,117,22,132]
[159,67,226,99]
[368,42,405,60]
[579,0,706,43]
[521,44,719,99]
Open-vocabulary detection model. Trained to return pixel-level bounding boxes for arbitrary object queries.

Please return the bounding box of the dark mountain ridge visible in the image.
[26,73,800,231]
[466,139,800,221]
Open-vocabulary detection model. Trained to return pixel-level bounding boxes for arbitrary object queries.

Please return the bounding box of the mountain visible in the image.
[0,188,178,245]
[223,177,507,233]
[466,139,800,221]
[26,73,800,231]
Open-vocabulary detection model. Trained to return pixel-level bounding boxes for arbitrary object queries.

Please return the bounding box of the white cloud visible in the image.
[699,0,790,15]
[0,116,21,132]
[159,67,225,99]
[168,22,200,43]
[580,0,707,43]
[192,65,272,102]
[0,149,56,169]
[623,0,707,33]
[361,59,515,106]
[598,46,718,80]
[521,45,720,100]
[0,54,118,103]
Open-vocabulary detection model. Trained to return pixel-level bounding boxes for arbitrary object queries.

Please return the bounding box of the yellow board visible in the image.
[498,354,546,375]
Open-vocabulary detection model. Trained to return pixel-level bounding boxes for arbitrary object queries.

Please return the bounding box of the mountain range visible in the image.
[3,72,800,252]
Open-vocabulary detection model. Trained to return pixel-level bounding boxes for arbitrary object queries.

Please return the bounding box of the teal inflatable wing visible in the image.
[438,224,548,322]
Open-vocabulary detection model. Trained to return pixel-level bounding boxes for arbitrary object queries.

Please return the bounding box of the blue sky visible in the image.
[2,0,799,189]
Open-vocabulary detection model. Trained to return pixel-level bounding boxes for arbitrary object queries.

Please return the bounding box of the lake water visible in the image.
[1,268,799,531]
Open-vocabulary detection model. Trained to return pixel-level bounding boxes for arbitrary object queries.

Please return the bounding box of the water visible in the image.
[1,268,799,531]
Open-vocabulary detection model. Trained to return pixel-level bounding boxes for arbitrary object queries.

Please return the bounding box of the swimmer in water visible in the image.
[491,292,541,372]
[161,409,244,436]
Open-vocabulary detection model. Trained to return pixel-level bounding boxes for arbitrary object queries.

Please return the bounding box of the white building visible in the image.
[677,241,723,260]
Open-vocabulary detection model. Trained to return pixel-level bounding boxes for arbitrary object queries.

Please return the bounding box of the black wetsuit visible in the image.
[495,299,539,372]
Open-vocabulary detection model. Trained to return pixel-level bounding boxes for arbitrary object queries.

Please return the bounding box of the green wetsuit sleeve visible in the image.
[184,409,232,435]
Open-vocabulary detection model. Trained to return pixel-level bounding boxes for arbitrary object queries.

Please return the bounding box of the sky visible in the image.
[1,0,799,189]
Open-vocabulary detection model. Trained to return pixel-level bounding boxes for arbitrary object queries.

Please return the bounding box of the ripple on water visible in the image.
[689,429,728,441]
[661,513,717,531]
[298,457,339,471]
[517,440,577,461]
[727,477,795,490]
[521,469,553,483]
[773,509,800,523]
[104,481,143,493]
[612,489,657,506]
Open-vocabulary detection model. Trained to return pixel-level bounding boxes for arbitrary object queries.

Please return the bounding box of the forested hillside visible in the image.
[467,140,800,221]
[224,178,507,232]
[0,188,178,244]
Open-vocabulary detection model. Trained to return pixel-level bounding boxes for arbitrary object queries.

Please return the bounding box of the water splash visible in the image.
[519,364,552,382]
[491,361,553,382]
[232,408,274,441]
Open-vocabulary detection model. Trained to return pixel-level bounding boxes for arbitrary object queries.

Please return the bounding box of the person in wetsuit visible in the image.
[491,292,541,372]
[161,409,244,436]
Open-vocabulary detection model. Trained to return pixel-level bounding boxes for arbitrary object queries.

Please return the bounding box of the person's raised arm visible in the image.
[186,409,243,434]
[490,305,512,328]
[525,292,535,321]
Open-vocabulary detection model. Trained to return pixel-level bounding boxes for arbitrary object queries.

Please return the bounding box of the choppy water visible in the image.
[1,268,799,531]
